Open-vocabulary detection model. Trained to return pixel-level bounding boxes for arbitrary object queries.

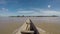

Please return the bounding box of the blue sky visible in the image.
[0,0,60,16]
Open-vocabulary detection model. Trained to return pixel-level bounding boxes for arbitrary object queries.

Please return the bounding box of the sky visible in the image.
[0,0,60,16]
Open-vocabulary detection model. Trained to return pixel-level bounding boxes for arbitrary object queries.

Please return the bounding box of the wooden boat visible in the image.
[13,19,49,34]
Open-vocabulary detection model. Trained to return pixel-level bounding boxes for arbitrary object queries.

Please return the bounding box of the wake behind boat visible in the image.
[12,19,49,34]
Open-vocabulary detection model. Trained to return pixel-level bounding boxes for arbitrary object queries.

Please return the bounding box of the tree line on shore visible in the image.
[10,15,58,17]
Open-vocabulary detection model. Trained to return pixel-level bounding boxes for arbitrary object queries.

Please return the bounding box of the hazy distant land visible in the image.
[9,15,58,17]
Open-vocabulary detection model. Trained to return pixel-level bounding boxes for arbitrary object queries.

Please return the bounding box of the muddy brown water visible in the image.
[0,17,60,34]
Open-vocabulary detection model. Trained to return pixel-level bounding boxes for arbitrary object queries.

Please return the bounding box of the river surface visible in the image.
[0,17,60,23]
[0,17,60,34]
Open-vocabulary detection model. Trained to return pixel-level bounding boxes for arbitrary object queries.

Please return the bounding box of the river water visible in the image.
[0,17,60,34]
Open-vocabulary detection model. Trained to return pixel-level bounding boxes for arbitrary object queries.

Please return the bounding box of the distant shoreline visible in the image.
[9,16,59,17]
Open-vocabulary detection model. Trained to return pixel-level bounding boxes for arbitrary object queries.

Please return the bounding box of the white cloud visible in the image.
[48,5,51,8]
[40,10,60,16]
[0,8,60,16]
[0,8,10,16]
[17,8,60,16]
[17,11,35,14]
[0,8,8,12]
